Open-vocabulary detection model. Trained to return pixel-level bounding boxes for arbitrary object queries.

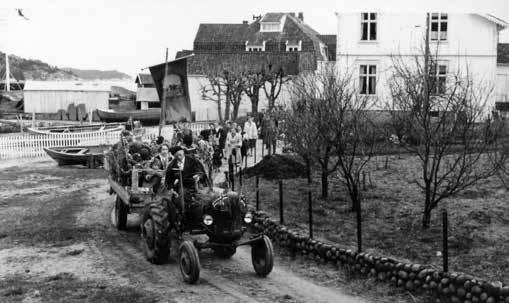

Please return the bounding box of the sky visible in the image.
[0,0,508,77]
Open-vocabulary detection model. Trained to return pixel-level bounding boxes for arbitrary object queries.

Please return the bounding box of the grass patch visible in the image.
[0,273,157,303]
[243,154,508,283]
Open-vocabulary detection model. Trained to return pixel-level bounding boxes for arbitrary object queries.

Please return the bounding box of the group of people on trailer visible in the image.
[109,113,265,196]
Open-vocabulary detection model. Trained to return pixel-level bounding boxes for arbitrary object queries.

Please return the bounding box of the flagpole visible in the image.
[159,47,169,137]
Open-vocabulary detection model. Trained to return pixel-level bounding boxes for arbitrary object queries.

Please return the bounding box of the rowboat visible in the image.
[43,145,110,168]
[27,123,124,135]
[96,109,161,124]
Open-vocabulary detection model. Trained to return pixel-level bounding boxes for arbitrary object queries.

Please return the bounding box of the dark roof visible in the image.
[185,51,305,75]
[317,35,336,45]
[498,43,509,64]
[194,23,250,43]
[135,73,154,85]
[175,50,194,59]
[260,13,285,23]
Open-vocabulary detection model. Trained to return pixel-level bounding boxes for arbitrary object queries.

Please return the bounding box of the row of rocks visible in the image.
[252,211,509,303]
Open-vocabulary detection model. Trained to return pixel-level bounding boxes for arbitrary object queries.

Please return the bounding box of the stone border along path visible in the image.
[251,212,509,303]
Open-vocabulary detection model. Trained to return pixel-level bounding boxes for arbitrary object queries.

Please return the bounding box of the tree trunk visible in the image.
[217,98,223,122]
[232,101,240,121]
[224,96,231,121]
[321,169,328,199]
[250,95,259,116]
[422,188,432,229]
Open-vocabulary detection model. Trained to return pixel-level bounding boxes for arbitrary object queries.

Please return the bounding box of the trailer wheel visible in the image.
[114,195,128,230]
[179,240,200,284]
[251,235,274,277]
[213,246,236,259]
[140,203,170,264]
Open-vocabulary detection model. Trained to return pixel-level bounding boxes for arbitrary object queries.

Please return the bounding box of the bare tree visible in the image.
[201,67,246,121]
[200,74,224,122]
[243,70,264,116]
[387,51,505,228]
[263,64,290,112]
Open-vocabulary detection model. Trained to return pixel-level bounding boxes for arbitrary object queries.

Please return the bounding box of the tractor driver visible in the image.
[165,146,206,197]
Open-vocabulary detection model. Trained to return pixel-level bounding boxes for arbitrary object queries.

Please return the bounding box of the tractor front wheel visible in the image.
[140,203,170,264]
[179,240,200,284]
[251,235,274,277]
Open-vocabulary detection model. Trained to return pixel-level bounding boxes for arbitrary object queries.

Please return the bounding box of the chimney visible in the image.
[242,20,248,24]
[298,12,304,22]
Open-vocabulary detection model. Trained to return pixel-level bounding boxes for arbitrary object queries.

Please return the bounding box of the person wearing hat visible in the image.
[165,146,206,196]
[145,143,173,193]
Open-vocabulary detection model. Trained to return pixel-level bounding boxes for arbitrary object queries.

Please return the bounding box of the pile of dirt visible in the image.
[244,154,306,180]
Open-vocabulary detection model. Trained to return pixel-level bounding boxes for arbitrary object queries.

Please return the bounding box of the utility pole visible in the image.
[423,12,431,112]
[5,52,10,91]
[159,47,169,136]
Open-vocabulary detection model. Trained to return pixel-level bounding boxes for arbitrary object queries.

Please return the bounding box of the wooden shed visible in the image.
[23,81,110,114]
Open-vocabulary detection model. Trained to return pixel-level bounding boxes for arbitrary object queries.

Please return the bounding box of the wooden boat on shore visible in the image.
[27,123,124,135]
[43,145,110,168]
[96,109,160,124]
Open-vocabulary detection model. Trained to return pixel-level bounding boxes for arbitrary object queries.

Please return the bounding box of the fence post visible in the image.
[253,139,257,164]
[256,175,260,211]
[308,190,313,239]
[356,199,362,252]
[239,166,242,186]
[279,180,284,224]
[442,208,449,272]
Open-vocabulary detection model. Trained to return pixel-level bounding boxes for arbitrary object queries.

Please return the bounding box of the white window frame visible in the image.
[429,61,448,95]
[430,13,448,41]
[360,12,377,41]
[285,40,302,52]
[260,22,281,32]
[359,64,377,95]
[245,41,266,52]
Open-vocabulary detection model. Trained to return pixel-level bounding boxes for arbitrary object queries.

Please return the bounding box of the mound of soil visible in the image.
[244,154,306,180]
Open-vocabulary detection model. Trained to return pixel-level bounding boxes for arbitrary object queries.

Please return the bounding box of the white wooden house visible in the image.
[334,12,508,109]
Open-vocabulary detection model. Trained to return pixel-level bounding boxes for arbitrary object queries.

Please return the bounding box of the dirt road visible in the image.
[0,159,369,303]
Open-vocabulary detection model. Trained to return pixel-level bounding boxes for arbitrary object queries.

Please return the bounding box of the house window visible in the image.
[285,40,302,52]
[360,64,376,95]
[430,63,447,94]
[361,12,377,41]
[261,23,280,32]
[430,13,447,41]
[246,41,266,52]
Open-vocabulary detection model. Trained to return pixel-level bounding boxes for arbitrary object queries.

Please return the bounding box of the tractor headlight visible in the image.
[244,212,253,224]
[203,214,213,226]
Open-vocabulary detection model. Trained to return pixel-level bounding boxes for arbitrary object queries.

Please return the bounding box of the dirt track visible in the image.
[0,159,369,303]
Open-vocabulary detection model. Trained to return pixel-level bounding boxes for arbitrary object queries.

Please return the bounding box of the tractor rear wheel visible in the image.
[140,202,170,264]
[114,195,128,230]
[251,235,274,277]
[179,240,200,284]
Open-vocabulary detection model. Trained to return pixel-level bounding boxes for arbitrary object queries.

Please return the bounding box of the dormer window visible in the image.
[246,41,266,52]
[261,23,281,32]
[286,40,302,52]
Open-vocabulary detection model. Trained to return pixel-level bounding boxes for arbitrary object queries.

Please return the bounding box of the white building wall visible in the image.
[187,75,291,121]
[24,91,109,113]
[336,12,501,109]
[496,65,509,102]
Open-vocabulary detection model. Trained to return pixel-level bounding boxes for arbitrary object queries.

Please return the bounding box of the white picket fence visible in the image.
[0,122,210,159]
